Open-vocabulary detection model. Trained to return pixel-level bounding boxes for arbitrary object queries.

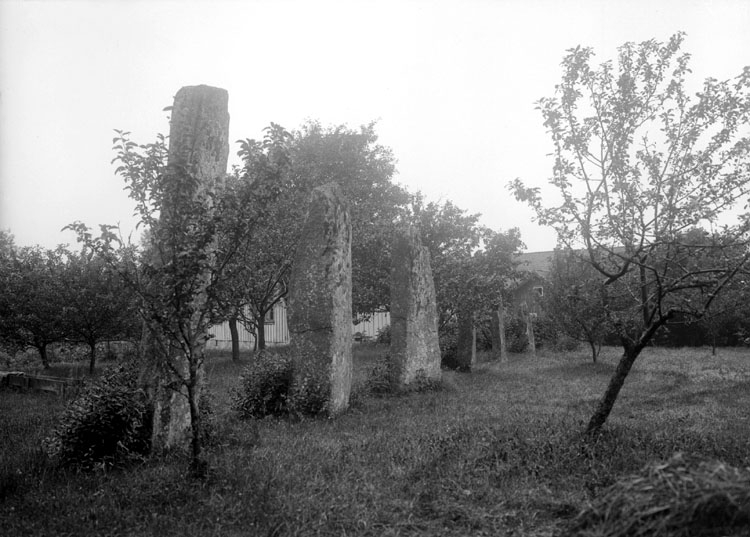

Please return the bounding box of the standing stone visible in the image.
[148,85,229,452]
[490,300,508,363]
[454,309,476,372]
[389,226,441,386]
[524,306,537,355]
[288,183,353,414]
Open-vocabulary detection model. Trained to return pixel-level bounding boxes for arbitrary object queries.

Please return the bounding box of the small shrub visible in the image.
[375,325,391,345]
[287,342,331,416]
[505,317,528,353]
[364,355,396,395]
[408,369,442,393]
[532,315,559,349]
[288,369,330,416]
[198,389,217,447]
[231,349,293,419]
[362,358,441,396]
[43,365,151,469]
[232,344,334,419]
[553,334,581,352]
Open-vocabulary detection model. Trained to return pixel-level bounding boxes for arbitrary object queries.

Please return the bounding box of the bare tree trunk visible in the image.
[228,316,240,361]
[471,326,477,366]
[256,311,266,350]
[586,345,640,434]
[88,341,97,374]
[186,361,206,478]
[712,333,717,356]
[38,344,50,369]
[586,317,668,434]
[588,340,597,363]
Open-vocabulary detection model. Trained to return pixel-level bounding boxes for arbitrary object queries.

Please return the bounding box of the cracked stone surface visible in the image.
[149,85,229,453]
[390,225,441,385]
[288,183,353,414]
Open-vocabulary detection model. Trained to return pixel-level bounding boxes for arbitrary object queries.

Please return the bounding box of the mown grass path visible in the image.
[2,346,749,536]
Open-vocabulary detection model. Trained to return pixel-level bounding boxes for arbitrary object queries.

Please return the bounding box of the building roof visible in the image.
[516,250,554,278]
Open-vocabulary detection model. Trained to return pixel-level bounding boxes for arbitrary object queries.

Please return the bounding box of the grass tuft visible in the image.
[564,452,750,537]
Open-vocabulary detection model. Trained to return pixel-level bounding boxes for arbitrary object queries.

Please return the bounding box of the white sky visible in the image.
[1,0,748,252]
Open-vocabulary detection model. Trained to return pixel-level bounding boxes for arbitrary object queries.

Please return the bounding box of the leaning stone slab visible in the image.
[389,225,441,386]
[288,183,353,414]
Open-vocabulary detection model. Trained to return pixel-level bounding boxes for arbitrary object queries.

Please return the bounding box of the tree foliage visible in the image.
[59,247,140,373]
[215,120,411,353]
[288,121,410,317]
[0,242,67,368]
[544,248,611,362]
[510,33,750,433]
[212,124,296,354]
[413,197,523,331]
[68,105,282,471]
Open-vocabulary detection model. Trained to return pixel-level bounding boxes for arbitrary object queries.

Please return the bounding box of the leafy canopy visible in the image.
[510,33,750,433]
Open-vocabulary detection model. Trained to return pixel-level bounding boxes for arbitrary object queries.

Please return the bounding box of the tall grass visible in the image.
[1,346,749,536]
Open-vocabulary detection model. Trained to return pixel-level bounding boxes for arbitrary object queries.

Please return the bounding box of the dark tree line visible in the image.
[0,233,140,372]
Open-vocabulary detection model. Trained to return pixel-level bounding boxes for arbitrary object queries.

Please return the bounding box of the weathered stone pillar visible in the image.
[389,226,441,386]
[525,307,537,355]
[490,300,508,363]
[454,310,475,372]
[288,183,353,414]
[149,85,229,453]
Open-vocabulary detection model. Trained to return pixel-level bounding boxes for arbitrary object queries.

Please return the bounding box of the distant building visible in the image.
[207,251,556,350]
[512,250,554,316]
[207,300,390,350]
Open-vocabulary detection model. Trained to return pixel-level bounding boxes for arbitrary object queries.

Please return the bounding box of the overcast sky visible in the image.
[1,0,748,252]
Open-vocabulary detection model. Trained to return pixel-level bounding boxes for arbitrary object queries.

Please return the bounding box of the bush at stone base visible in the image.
[364,355,397,395]
[286,342,332,417]
[408,369,442,393]
[198,390,218,447]
[362,355,441,396]
[287,369,330,416]
[231,349,293,419]
[232,345,332,419]
[43,365,151,469]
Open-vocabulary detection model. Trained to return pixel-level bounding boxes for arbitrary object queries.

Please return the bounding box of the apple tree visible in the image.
[510,33,750,433]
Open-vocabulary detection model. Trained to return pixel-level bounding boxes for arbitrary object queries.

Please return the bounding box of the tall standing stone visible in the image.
[389,226,441,386]
[490,299,508,363]
[288,183,353,414]
[524,306,537,355]
[148,85,229,452]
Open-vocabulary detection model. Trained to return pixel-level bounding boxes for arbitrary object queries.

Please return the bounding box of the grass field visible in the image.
[1,345,749,536]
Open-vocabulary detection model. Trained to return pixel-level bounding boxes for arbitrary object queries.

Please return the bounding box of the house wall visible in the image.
[207,302,390,350]
[512,276,545,316]
[353,311,390,341]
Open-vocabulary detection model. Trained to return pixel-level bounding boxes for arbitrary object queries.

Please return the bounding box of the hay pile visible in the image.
[564,453,750,537]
